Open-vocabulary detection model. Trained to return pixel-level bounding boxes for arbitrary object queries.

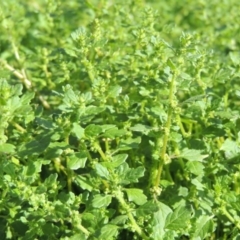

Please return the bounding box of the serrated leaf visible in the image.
[179,148,208,162]
[84,124,102,137]
[92,194,112,208]
[186,161,204,176]
[95,163,110,179]
[165,206,191,230]
[125,188,147,205]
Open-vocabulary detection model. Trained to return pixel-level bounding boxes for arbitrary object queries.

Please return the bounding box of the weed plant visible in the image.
[1,0,240,239]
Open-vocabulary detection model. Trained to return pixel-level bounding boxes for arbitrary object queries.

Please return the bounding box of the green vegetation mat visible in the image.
[1,0,240,239]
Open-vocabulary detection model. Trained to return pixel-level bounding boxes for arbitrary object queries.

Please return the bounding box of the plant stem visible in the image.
[94,141,108,161]
[221,205,240,230]
[154,71,177,189]
[114,189,149,240]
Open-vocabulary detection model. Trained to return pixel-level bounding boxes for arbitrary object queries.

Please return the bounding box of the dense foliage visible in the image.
[1,0,240,239]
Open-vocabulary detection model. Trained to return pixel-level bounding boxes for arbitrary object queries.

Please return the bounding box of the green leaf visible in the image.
[151,202,172,239]
[229,51,240,66]
[112,154,128,166]
[72,123,85,139]
[192,215,215,240]
[64,85,78,103]
[111,215,128,225]
[179,148,208,162]
[118,137,141,151]
[165,206,191,230]
[44,173,58,187]
[67,152,87,170]
[220,139,240,159]
[103,154,128,168]
[125,166,145,183]
[178,186,188,197]
[69,233,87,240]
[74,175,94,191]
[95,163,110,179]
[92,194,112,208]
[186,161,205,176]
[130,124,152,135]
[136,200,158,217]
[0,143,15,153]
[8,96,21,113]
[163,231,175,240]
[108,85,122,98]
[3,162,16,176]
[20,91,35,105]
[25,161,43,177]
[116,162,129,179]
[42,223,58,236]
[99,224,118,239]
[45,142,69,158]
[12,83,23,96]
[103,127,126,139]
[191,178,205,190]
[18,133,51,157]
[125,188,147,205]
[84,124,102,137]
[35,117,54,129]
[84,106,105,117]
[100,124,116,132]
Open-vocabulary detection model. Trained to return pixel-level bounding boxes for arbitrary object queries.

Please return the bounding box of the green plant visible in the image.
[1,0,240,239]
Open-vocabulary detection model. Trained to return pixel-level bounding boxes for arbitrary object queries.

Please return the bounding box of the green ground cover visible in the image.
[1,0,240,239]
